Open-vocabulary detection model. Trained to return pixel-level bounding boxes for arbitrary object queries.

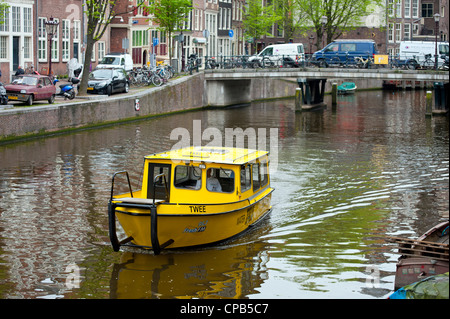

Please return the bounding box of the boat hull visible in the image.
[395,257,449,290]
[110,191,272,253]
[391,221,449,290]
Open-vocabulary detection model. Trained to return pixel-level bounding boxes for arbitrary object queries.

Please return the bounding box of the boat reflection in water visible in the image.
[109,241,270,299]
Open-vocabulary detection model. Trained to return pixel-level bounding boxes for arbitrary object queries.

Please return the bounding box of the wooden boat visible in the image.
[337,82,357,94]
[108,146,274,254]
[387,221,449,290]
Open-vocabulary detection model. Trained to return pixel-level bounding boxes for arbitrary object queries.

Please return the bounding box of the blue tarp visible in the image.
[389,272,449,299]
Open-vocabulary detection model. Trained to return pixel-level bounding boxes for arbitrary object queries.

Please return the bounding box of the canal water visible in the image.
[0,90,448,299]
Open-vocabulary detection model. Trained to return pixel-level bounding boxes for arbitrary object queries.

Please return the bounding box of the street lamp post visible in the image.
[45,17,59,78]
[434,13,440,70]
[320,16,328,49]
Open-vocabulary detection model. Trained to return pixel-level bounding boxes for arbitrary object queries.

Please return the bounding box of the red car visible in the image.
[6,75,56,106]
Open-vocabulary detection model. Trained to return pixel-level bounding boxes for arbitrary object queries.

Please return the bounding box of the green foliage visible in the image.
[295,0,385,48]
[242,0,282,51]
[145,0,193,59]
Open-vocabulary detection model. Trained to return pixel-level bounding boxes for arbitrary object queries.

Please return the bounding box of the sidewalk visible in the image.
[1,79,145,109]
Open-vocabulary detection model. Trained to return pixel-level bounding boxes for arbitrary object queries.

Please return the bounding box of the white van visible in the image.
[399,41,449,66]
[96,53,133,72]
[248,43,305,67]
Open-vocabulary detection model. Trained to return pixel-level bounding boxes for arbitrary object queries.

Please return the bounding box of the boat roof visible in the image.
[145,146,269,165]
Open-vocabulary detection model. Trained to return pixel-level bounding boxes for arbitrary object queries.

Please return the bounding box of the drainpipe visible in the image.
[35,0,39,70]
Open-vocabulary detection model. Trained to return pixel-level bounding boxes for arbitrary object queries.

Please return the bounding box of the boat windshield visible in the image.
[206,168,234,193]
[174,166,202,190]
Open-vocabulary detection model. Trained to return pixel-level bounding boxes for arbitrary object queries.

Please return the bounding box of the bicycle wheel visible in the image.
[356,58,365,69]
[406,60,417,70]
[422,59,434,70]
[151,75,163,87]
[262,57,273,68]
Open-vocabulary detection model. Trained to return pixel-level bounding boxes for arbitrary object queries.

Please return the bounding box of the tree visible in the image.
[242,0,282,53]
[275,0,308,43]
[295,0,384,49]
[78,1,142,96]
[145,0,193,60]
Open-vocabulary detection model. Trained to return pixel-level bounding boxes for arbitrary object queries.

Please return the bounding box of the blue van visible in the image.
[312,39,378,67]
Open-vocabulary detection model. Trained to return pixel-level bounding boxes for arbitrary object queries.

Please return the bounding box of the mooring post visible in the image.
[332,83,338,107]
[295,88,302,112]
[425,90,433,117]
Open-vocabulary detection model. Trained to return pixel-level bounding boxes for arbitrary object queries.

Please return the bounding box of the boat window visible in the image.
[260,160,268,187]
[240,165,251,193]
[174,165,202,190]
[252,163,260,191]
[206,168,234,193]
[147,164,171,201]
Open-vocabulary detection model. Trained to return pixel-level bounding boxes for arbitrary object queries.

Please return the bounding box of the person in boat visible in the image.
[206,169,222,192]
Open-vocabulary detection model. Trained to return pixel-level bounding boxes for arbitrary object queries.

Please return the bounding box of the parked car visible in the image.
[248,43,305,67]
[87,68,130,96]
[312,39,378,67]
[5,75,56,106]
[95,53,133,72]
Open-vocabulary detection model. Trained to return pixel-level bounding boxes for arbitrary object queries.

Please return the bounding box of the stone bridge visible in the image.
[204,68,449,106]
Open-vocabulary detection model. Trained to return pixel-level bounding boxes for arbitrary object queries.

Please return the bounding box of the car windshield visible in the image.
[89,69,113,79]
[100,57,120,65]
[13,76,38,86]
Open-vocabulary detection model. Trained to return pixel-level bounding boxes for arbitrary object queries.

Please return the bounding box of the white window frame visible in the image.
[51,18,59,63]
[98,41,105,61]
[0,35,8,60]
[62,19,70,61]
[38,17,47,62]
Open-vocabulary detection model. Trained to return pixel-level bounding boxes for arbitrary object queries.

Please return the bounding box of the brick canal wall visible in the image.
[0,72,302,142]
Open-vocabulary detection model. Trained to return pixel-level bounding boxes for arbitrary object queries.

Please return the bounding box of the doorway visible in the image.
[13,36,20,71]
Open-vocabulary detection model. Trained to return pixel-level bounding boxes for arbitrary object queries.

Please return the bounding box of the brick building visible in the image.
[0,0,448,83]
[0,0,110,81]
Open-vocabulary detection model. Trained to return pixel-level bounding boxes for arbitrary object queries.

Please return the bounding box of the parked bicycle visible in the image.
[354,54,374,69]
[406,54,435,70]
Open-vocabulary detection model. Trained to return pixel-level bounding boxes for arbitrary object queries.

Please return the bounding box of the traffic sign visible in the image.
[229,30,234,38]
[153,38,159,46]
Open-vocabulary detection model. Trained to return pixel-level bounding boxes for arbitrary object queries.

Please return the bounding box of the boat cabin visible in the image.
[139,146,270,204]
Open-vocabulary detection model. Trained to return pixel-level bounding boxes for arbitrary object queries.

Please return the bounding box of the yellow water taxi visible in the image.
[108,146,274,254]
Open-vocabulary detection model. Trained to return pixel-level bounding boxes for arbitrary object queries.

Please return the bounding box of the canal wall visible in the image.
[0,72,299,142]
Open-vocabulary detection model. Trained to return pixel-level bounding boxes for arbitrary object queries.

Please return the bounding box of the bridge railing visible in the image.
[200,53,448,71]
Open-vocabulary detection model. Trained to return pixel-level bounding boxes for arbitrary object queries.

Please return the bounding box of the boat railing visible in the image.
[110,171,133,201]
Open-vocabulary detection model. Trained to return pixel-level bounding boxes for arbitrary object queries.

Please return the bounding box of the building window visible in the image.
[395,23,401,42]
[0,6,9,32]
[0,36,8,59]
[73,20,80,41]
[24,7,32,33]
[91,43,95,62]
[412,0,419,18]
[98,41,105,61]
[38,17,47,61]
[24,37,31,59]
[12,6,20,32]
[51,18,59,62]
[388,23,394,42]
[62,19,70,61]
[421,3,433,18]
[404,0,411,18]
[404,23,411,41]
